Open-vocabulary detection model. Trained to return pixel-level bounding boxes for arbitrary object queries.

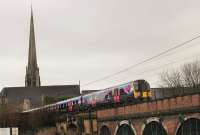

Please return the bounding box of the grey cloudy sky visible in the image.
[0,0,200,91]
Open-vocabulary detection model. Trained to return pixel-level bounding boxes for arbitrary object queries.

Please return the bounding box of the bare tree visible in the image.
[160,69,182,88]
[160,60,200,89]
[181,60,200,88]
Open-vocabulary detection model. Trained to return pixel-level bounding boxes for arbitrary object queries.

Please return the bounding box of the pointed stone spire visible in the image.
[28,7,37,68]
[25,6,41,87]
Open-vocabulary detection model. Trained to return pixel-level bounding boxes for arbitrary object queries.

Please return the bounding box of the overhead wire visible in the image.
[129,53,200,78]
[82,34,200,87]
[114,53,200,88]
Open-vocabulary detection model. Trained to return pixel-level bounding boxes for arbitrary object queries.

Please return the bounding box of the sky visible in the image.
[0,0,200,91]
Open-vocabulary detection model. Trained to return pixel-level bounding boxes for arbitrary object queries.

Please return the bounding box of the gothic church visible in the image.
[0,7,80,111]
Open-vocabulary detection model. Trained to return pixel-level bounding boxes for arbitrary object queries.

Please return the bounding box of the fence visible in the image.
[151,87,200,100]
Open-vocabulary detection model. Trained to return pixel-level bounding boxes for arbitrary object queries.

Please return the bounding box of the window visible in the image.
[120,88,125,95]
[134,81,139,91]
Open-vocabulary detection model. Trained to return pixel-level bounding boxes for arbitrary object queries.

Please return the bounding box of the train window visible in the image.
[120,88,125,95]
[83,98,87,104]
[141,83,146,90]
[78,99,82,104]
[105,95,109,100]
[134,81,139,90]
[141,82,150,90]
[73,101,77,105]
[105,92,112,100]
[68,102,71,106]
[108,91,112,97]
[146,82,150,90]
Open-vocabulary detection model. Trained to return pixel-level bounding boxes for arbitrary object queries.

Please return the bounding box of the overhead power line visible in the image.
[82,34,200,87]
[130,53,200,78]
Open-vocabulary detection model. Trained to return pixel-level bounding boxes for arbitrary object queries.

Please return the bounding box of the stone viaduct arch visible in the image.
[142,117,167,135]
[114,120,136,135]
[100,125,111,135]
[143,121,167,135]
[176,118,200,135]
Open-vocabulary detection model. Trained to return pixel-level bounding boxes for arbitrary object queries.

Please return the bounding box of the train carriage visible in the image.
[23,79,151,114]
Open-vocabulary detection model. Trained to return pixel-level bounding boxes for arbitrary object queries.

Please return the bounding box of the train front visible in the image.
[133,80,151,99]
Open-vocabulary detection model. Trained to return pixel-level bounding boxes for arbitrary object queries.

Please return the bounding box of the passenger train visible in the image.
[23,79,151,113]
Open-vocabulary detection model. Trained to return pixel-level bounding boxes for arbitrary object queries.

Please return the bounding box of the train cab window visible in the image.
[134,81,139,91]
[146,82,150,90]
[141,83,146,90]
[141,81,150,90]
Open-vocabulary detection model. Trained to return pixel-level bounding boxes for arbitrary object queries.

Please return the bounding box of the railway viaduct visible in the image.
[97,93,200,135]
[55,89,200,135]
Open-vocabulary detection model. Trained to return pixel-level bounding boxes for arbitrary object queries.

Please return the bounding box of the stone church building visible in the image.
[0,8,80,111]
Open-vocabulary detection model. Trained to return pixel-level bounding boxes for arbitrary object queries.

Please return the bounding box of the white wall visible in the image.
[0,128,10,135]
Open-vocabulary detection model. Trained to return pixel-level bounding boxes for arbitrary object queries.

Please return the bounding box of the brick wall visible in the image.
[98,113,200,135]
[97,93,200,135]
[35,127,56,135]
[97,94,200,118]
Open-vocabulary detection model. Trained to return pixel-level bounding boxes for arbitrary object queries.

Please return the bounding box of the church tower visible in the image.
[25,7,41,87]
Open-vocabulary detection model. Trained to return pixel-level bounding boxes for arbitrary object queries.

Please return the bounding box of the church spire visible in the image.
[25,6,41,87]
[28,7,37,68]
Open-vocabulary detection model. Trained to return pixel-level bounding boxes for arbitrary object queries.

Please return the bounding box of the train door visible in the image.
[68,101,73,112]
[91,94,97,107]
[73,99,79,112]
[120,88,128,103]
[114,88,120,103]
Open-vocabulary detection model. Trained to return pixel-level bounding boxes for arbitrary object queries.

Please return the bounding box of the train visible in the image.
[23,79,151,113]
